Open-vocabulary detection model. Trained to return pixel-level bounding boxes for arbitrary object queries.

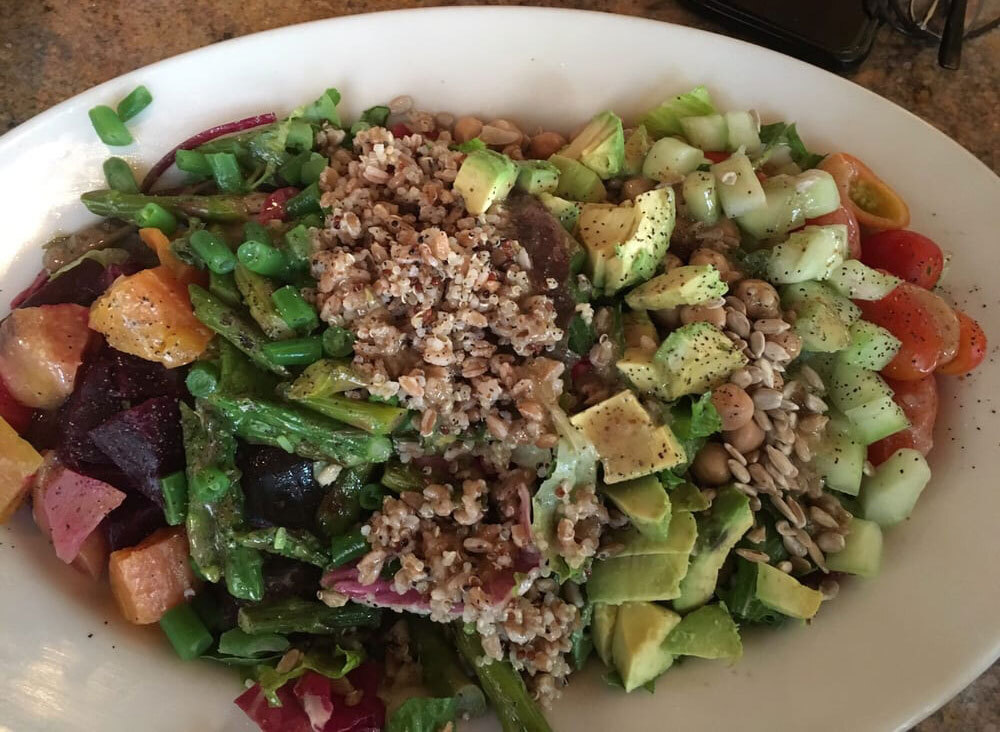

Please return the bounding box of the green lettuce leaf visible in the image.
[758,122,825,170]
[531,437,599,582]
[292,88,343,128]
[254,645,363,707]
[452,137,487,153]
[640,86,716,139]
[386,697,458,732]
[717,558,788,627]
[50,247,131,279]
[567,314,596,356]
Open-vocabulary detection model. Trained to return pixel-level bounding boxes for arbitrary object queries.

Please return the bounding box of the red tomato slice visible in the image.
[868,375,938,465]
[938,310,988,375]
[897,283,960,365]
[807,205,861,260]
[856,286,943,380]
[703,151,730,164]
[860,229,944,289]
[0,376,33,434]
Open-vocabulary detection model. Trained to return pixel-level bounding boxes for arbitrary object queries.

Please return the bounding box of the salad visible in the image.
[0,82,987,732]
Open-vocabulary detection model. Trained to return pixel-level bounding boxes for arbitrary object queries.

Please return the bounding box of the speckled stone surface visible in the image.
[1,2,998,729]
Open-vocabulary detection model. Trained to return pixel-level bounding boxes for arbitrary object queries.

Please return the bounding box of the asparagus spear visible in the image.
[233,263,296,340]
[237,597,380,635]
[278,384,408,435]
[204,391,392,466]
[454,628,553,732]
[381,461,426,493]
[410,619,487,718]
[189,284,289,377]
[180,403,226,582]
[217,339,277,397]
[234,526,330,568]
[288,358,368,397]
[81,189,249,222]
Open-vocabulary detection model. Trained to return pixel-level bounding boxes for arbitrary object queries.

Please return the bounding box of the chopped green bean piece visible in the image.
[217,628,290,658]
[175,149,213,178]
[286,182,322,218]
[185,361,220,398]
[261,336,323,366]
[88,105,133,146]
[189,285,289,376]
[160,470,189,526]
[322,326,356,358]
[160,602,213,661]
[116,84,153,122]
[191,465,230,502]
[359,483,386,511]
[237,241,291,279]
[102,157,139,193]
[225,545,265,602]
[205,152,246,194]
[190,229,237,274]
[134,202,177,234]
[271,285,319,332]
[282,224,313,272]
[243,220,272,246]
[299,153,327,185]
[329,528,368,568]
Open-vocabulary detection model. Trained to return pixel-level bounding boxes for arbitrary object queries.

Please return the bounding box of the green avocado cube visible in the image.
[514,160,560,195]
[592,603,618,666]
[454,149,517,215]
[663,603,742,660]
[754,563,823,620]
[560,110,626,179]
[612,602,681,692]
[625,264,727,311]
[588,553,691,604]
[549,154,607,203]
[601,475,672,539]
[653,322,747,401]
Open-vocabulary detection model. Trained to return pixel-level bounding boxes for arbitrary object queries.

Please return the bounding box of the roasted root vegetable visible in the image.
[109,526,199,624]
[138,227,207,288]
[89,266,213,368]
[32,460,126,563]
[0,416,44,523]
[0,304,93,409]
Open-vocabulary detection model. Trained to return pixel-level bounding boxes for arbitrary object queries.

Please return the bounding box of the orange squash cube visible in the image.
[109,526,199,624]
[0,416,44,523]
[138,228,208,288]
[89,266,213,368]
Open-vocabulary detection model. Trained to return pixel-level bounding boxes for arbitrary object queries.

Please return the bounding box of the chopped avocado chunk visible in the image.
[538,192,581,232]
[616,348,669,401]
[825,517,882,577]
[610,509,697,557]
[578,188,675,294]
[754,563,823,620]
[674,486,753,612]
[549,154,607,203]
[625,265,727,311]
[612,602,681,692]
[765,225,848,284]
[514,160,560,195]
[622,310,658,352]
[663,603,742,660]
[592,603,618,666]
[653,322,748,401]
[570,390,686,484]
[588,552,691,604]
[623,125,653,177]
[454,149,517,215]
[560,111,626,179]
[670,481,711,512]
[601,475,672,539]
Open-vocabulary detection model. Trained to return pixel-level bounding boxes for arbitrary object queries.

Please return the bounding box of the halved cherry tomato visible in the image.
[896,282,959,365]
[856,286,943,380]
[703,151,730,164]
[868,375,938,465]
[0,377,33,434]
[807,205,861,259]
[819,153,910,234]
[860,229,944,289]
[256,187,300,224]
[938,310,987,375]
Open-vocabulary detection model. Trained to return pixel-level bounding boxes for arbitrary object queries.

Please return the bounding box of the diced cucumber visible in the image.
[724,111,761,153]
[765,225,848,284]
[825,517,882,577]
[860,448,931,527]
[825,260,902,300]
[679,114,728,152]
[793,300,850,353]
[782,280,861,326]
[711,153,766,218]
[793,170,840,218]
[643,137,704,181]
[828,362,909,445]
[735,175,804,240]
[682,171,720,225]
[812,412,865,496]
[838,320,901,371]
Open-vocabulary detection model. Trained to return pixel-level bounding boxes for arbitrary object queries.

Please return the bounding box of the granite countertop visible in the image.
[1,2,998,730]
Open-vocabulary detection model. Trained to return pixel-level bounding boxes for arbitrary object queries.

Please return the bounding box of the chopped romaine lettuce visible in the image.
[640,86,716,139]
[386,697,458,732]
[758,122,825,170]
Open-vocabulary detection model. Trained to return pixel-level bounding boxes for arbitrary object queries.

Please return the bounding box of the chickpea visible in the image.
[689,248,731,276]
[733,279,781,319]
[679,304,726,328]
[502,144,525,160]
[651,307,681,330]
[487,118,524,144]
[661,252,684,272]
[528,131,566,160]
[453,116,483,143]
[723,418,766,454]
[766,330,802,361]
[622,177,655,200]
[691,442,732,486]
[711,383,755,431]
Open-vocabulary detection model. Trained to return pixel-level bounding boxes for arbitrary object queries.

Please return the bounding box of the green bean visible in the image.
[316,466,369,539]
[81,189,249,222]
[208,270,242,307]
[189,230,237,274]
[159,602,213,661]
[159,471,189,526]
[175,149,213,178]
[237,598,380,635]
[271,285,319,333]
[191,465,230,502]
[410,619,487,718]
[115,85,153,122]
[188,284,289,376]
[322,326,355,358]
[88,105,133,146]
[381,462,426,492]
[234,527,330,567]
[261,337,323,366]
[134,202,177,234]
[282,224,313,272]
[286,182,322,218]
[102,157,139,193]
[454,628,552,732]
[237,241,292,280]
[185,362,220,399]
[243,220,272,246]
[206,152,246,194]
[328,529,368,568]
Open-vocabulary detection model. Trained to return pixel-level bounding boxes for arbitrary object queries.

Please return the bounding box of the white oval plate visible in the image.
[1,8,998,732]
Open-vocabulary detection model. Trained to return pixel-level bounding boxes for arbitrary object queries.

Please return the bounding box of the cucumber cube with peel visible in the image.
[860,448,932,527]
[825,517,883,577]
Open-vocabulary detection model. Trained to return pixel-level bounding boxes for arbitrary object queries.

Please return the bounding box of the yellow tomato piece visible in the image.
[819,153,910,234]
[89,266,213,368]
[0,416,44,523]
